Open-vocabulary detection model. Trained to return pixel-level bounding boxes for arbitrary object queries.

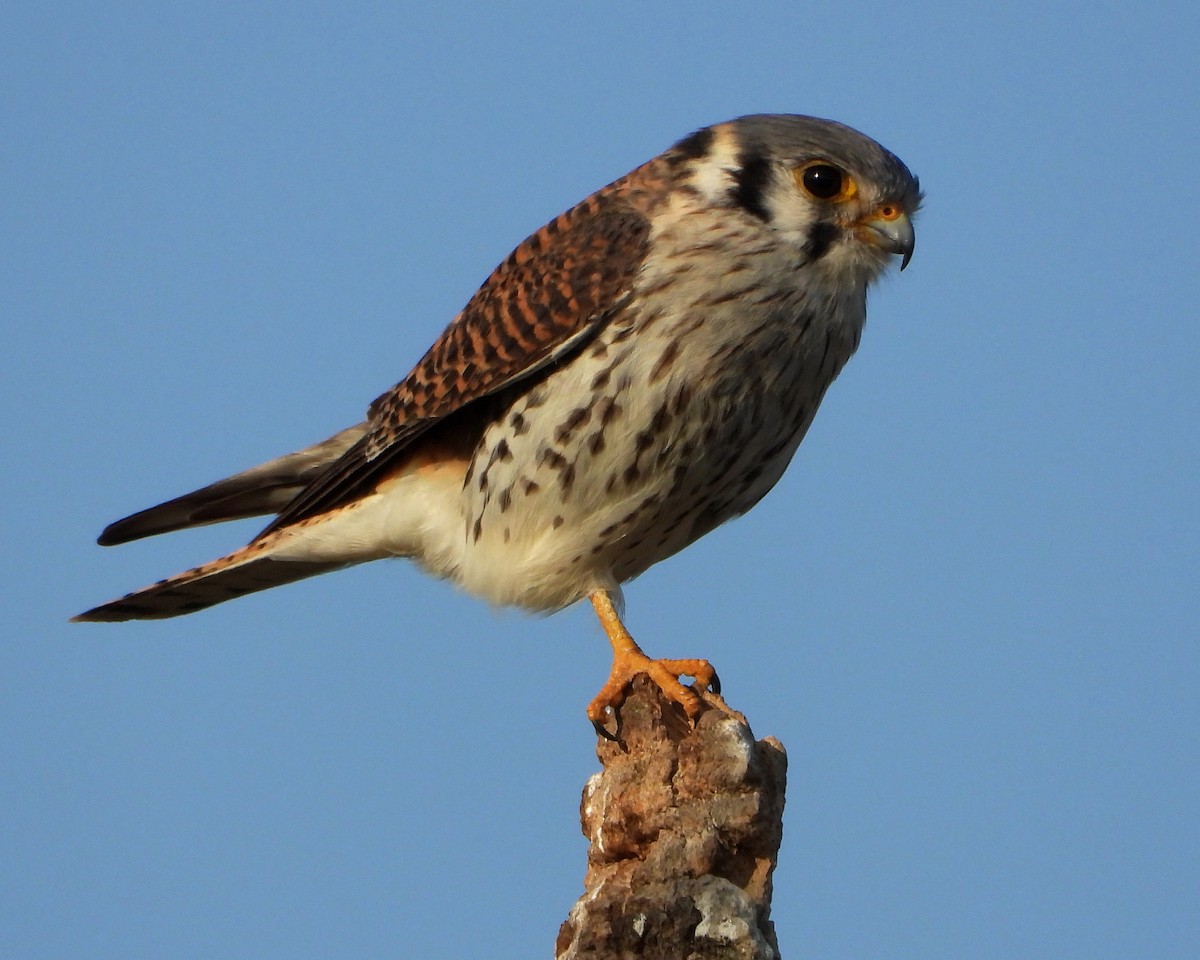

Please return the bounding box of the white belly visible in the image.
[449,286,864,611]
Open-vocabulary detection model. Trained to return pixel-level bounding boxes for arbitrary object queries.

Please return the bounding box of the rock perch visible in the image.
[557,677,787,959]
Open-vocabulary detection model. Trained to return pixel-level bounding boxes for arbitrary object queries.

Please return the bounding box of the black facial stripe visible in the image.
[669,127,715,165]
[731,152,772,222]
[803,221,840,262]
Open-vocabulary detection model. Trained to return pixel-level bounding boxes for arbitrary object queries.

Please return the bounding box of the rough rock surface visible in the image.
[556,677,787,959]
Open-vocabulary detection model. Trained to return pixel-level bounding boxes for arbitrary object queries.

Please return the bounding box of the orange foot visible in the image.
[586,589,721,741]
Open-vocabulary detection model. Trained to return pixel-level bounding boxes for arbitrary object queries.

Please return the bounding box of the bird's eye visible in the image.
[795,162,856,202]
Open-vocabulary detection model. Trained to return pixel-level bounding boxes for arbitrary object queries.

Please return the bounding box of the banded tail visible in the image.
[75,424,371,622]
[72,539,347,622]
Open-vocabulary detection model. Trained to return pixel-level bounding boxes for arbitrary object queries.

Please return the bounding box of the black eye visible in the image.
[799,163,846,200]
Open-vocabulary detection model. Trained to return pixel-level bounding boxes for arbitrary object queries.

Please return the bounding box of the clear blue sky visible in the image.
[4,3,1198,958]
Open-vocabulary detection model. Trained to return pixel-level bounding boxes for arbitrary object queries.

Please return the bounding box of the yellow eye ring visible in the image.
[794,161,857,202]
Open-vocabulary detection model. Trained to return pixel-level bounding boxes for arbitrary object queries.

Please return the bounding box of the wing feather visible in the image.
[97,423,368,545]
[258,191,651,536]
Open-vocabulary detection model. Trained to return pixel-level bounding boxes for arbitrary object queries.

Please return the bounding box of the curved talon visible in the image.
[592,715,620,743]
[658,658,718,694]
[586,589,719,737]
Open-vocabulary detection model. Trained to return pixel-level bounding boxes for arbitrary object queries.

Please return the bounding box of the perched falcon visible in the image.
[76,114,920,736]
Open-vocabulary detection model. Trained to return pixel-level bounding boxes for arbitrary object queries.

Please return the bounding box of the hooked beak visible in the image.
[858,208,915,271]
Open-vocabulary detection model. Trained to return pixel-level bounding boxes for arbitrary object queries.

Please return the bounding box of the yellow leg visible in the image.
[585,588,720,739]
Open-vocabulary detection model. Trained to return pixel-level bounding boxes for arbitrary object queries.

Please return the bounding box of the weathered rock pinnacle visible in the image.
[557,676,787,959]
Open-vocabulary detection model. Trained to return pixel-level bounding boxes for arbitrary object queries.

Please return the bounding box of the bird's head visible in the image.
[675,114,922,282]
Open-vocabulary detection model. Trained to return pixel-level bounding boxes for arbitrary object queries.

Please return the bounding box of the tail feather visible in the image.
[72,538,350,622]
[97,423,368,546]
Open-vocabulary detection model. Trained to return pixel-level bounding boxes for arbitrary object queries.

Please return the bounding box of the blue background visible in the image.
[4,3,1197,957]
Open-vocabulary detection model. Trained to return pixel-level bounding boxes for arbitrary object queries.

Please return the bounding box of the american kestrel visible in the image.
[76,114,920,737]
